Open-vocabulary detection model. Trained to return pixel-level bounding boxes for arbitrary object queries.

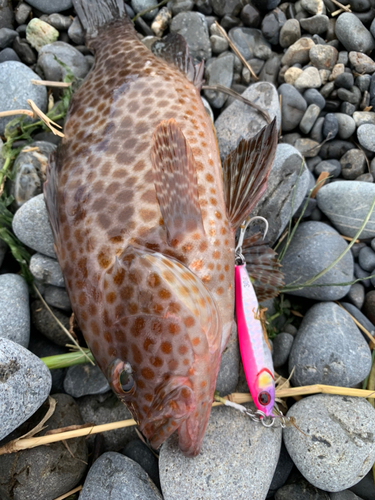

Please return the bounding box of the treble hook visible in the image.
[235,216,269,258]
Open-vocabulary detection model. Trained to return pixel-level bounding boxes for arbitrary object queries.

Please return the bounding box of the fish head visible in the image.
[98,246,222,455]
[254,369,275,417]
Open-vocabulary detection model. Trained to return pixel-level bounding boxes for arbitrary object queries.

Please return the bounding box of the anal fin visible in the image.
[223,118,278,230]
[151,118,206,247]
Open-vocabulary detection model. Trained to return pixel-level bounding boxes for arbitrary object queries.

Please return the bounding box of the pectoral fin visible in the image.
[151,119,206,248]
[223,118,278,230]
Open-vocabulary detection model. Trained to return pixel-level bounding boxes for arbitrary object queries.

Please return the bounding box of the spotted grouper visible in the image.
[44,0,281,456]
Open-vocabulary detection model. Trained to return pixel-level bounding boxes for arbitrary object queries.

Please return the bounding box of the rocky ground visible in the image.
[1,0,375,499]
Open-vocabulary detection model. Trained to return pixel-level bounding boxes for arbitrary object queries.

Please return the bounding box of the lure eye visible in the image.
[119,369,134,393]
[258,391,271,406]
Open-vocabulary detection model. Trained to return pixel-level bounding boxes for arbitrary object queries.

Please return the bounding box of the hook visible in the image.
[235,216,269,257]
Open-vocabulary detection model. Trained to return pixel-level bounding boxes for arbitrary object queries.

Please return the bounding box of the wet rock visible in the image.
[160,404,282,500]
[289,302,371,387]
[38,41,90,81]
[281,221,354,300]
[80,452,162,500]
[316,181,375,239]
[64,364,110,398]
[0,394,87,500]
[67,16,85,45]
[0,337,51,441]
[170,12,211,61]
[12,194,55,258]
[0,274,29,347]
[215,81,281,160]
[251,144,310,245]
[0,61,47,135]
[284,395,375,491]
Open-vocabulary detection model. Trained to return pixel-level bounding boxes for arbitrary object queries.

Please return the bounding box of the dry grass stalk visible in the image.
[27,99,65,137]
[31,79,71,88]
[330,0,352,15]
[340,235,360,243]
[335,301,375,348]
[21,147,40,153]
[214,21,259,81]
[0,109,34,118]
[310,172,329,198]
[1,386,374,455]
[53,485,82,500]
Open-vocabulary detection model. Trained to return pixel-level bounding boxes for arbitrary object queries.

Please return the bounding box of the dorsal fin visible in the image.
[151,34,204,89]
[242,232,284,302]
[151,118,206,248]
[72,0,128,39]
[223,118,278,230]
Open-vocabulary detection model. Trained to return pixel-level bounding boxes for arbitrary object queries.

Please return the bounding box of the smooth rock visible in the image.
[170,12,211,61]
[38,41,90,81]
[301,0,325,15]
[357,173,374,183]
[323,113,339,139]
[279,18,300,48]
[44,285,71,311]
[349,470,375,500]
[340,302,375,339]
[284,394,375,491]
[268,442,294,496]
[80,452,162,500]
[12,194,55,258]
[340,149,366,180]
[251,144,310,245]
[215,81,281,160]
[289,302,371,387]
[353,111,375,127]
[10,141,56,207]
[275,480,330,500]
[46,13,73,31]
[0,393,87,500]
[261,8,286,46]
[311,116,325,143]
[204,53,233,108]
[294,66,321,91]
[335,71,354,89]
[29,253,64,287]
[294,138,321,157]
[121,440,160,490]
[26,18,59,52]
[315,159,341,178]
[0,337,51,441]
[0,274,29,347]
[228,27,272,61]
[0,47,20,62]
[215,321,240,395]
[0,28,17,49]
[281,221,354,300]
[272,333,294,368]
[160,404,282,500]
[64,364,110,398]
[300,14,329,35]
[334,113,356,140]
[284,66,302,85]
[281,37,315,66]
[77,392,138,452]
[240,4,261,28]
[67,16,85,45]
[310,44,338,70]
[304,88,326,109]
[349,51,375,74]
[363,290,375,324]
[278,83,307,132]
[354,263,371,289]
[0,61,47,135]
[25,0,72,14]
[210,34,228,54]
[357,124,375,152]
[335,13,375,53]
[300,104,321,134]
[320,139,355,159]
[317,181,375,238]
[346,283,365,310]
[15,3,32,25]
[31,300,70,346]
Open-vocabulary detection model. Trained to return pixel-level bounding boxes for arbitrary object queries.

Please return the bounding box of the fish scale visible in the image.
[45,0,280,456]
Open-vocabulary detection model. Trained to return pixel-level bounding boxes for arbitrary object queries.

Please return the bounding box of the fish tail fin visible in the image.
[72,0,130,40]
[243,232,284,302]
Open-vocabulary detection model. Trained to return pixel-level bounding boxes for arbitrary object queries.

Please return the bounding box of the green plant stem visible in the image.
[283,275,375,293]
[283,196,375,292]
[0,156,11,192]
[41,350,95,370]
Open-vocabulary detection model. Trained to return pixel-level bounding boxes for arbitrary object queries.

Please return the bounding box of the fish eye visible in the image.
[258,391,271,406]
[119,370,134,393]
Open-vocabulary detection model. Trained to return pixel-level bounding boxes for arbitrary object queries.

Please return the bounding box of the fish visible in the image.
[44,0,281,457]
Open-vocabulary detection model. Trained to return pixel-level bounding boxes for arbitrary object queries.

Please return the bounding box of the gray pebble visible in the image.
[46,13,72,31]
[67,16,85,45]
[315,159,341,177]
[170,12,211,61]
[358,246,375,271]
[340,101,356,116]
[120,440,160,490]
[278,83,307,132]
[228,26,272,61]
[261,8,286,46]
[353,111,375,127]
[356,74,371,92]
[330,492,363,500]
[0,61,47,135]
[272,332,294,368]
[10,141,56,207]
[284,395,375,491]
[204,53,233,108]
[215,322,239,395]
[169,0,195,16]
[357,123,375,152]
[0,274,30,348]
[80,452,162,500]
[338,50,349,65]
[316,181,375,239]
[15,2,32,25]
[349,51,375,74]
[352,241,367,258]
[279,18,300,48]
[25,0,72,14]
[284,323,298,336]
[335,13,375,53]
[13,36,36,65]
[349,470,375,500]
[31,299,70,347]
[0,47,20,63]
[64,364,110,398]
[77,392,137,452]
[215,81,281,160]
[131,0,159,20]
[321,81,335,98]
[334,112,356,140]
[159,404,281,500]
[251,144,310,245]
[357,173,374,183]
[340,149,366,180]
[300,104,321,134]
[309,43,338,70]
[210,34,228,54]
[0,337,51,441]
[346,283,365,310]
[337,86,361,105]
[304,88,326,109]
[29,253,64,287]
[335,71,354,89]
[310,116,325,143]
[340,302,375,339]
[281,221,354,300]
[294,66,321,92]
[320,139,355,159]
[38,41,90,81]
[300,14,329,34]
[0,28,17,49]
[12,193,55,258]
[44,285,71,311]
[289,302,371,387]
[354,263,371,288]
[323,113,339,139]
[294,138,321,157]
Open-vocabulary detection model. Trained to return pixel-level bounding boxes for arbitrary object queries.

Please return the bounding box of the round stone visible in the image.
[335,13,375,53]
[346,282,365,310]
[309,44,338,70]
[64,364,110,398]
[340,149,366,180]
[29,253,64,287]
[272,332,294,368]
[26,18,59,52]
[334,71,354,89]
[131,0,159,20]
[279,18,300,48]
[357,124,375,152]
[31,300,71,347]
[349,51,375,74]
[284,394,375,492]
[37,41,90,81]
[0,274,30,347]
[23,0,72,14]
[289,302,371,387]
[314,159,341,178]
[323,113,339,139]
[304,88,326,110]
[359,246,375,272]
[281,221,354,300]
[334,113,356,140]
[278,83,307,132]
[281,37,315,66]
[299,104,321,134]
[294,66,322,92]
[170,12,211,61]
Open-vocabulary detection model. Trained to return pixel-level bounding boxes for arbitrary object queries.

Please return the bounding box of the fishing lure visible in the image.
[235,217,276,418]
